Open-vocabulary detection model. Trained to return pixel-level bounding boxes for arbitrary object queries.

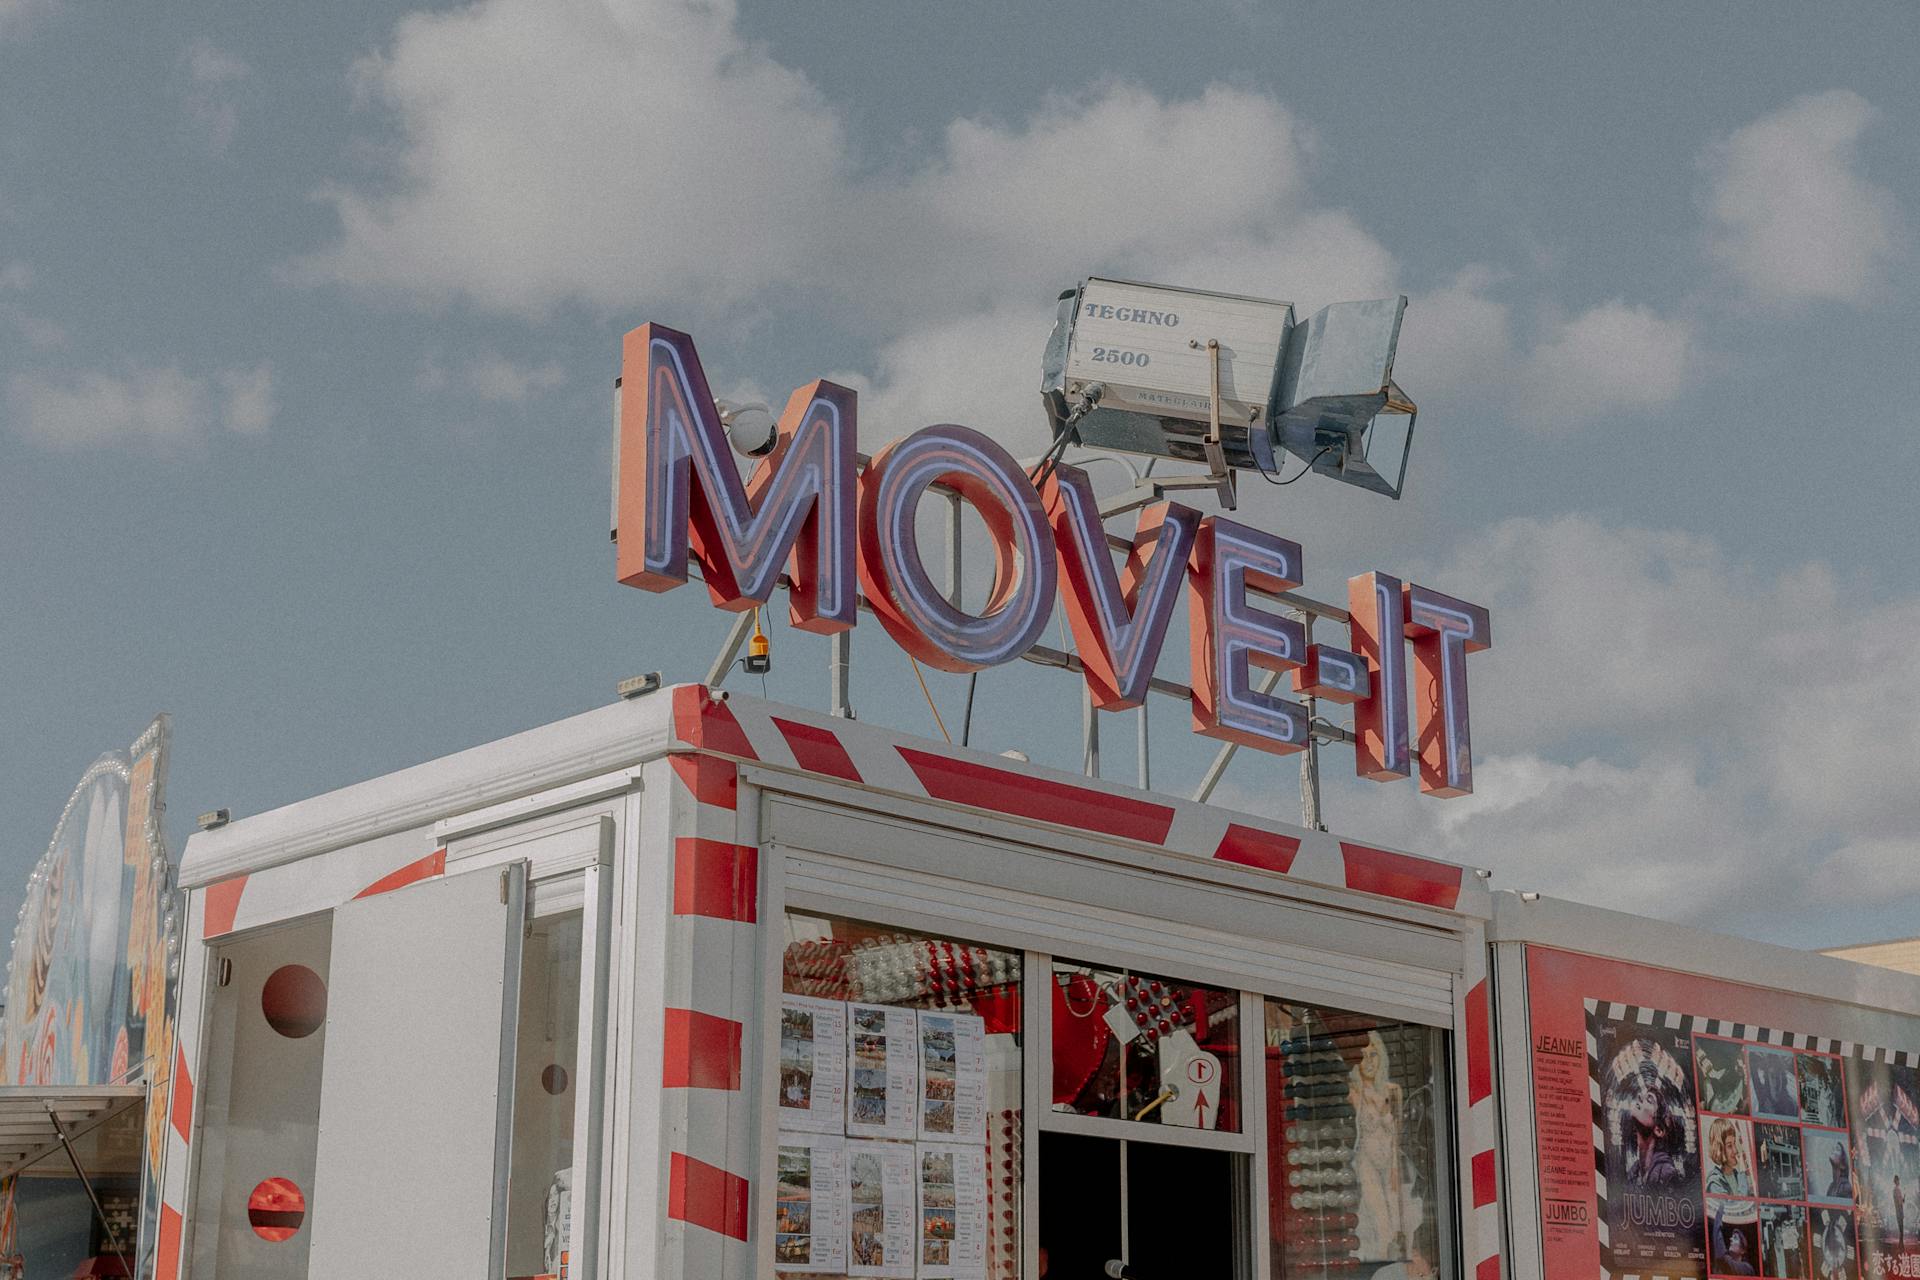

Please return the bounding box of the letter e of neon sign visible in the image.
[1187,518,1310,753]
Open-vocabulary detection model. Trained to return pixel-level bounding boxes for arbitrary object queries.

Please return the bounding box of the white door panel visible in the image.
[307,863,525,1277]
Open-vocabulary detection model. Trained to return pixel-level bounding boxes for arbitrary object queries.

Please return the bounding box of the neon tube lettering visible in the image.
[1187,518,1310,753]
[1046,465,1201,710]
[1404,583,1492,797]
[1348,571,1411,780]
[616,324,857,632]
[857,425,1057,673]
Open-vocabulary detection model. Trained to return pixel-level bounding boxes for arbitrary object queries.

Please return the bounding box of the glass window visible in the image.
[1265,998,1450,1278]
[505,908,584,1279]
[777,912,1023,1279]
[1050,959,1242,1132]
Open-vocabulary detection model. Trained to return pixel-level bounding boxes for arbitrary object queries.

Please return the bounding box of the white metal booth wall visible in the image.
[156,687,1505,1280]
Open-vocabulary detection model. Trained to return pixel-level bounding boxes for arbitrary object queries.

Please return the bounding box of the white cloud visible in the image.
[1233,513,1920,929]
[1704,90,1902,305]
[1390,272,1699,431]
[7,363,276,449]
[417,352,569,403]
[299,0,848,316]
[303,0,1717,450]
[299,0,1397,336]
[218,364,276,434]
[183,40,253,153]
[1516,300,1697,424]
[0,0,54,41]
[830,303,1057,453]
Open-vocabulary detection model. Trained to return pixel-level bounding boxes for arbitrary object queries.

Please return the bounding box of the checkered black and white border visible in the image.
[1583,998,1902,1280]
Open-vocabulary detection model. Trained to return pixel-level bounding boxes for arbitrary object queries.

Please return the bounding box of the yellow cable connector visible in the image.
[744,608,771,674]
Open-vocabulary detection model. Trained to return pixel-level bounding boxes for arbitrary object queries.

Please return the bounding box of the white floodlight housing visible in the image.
[717,400,777,457]
[1041,278,1417,498]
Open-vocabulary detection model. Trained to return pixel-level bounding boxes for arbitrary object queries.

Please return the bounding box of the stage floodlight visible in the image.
[1041,278,1416,498]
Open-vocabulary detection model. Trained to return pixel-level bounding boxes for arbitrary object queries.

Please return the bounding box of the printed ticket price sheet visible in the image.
[777,1134,850,1274]
[917,1143,990,1280]
[1525,945,1920,1279]
[848,1003,921,1142]
[775,997,996,1278]
[781,996,850,1134]
[847,1139,918,1279]
[916,1011,988,1145]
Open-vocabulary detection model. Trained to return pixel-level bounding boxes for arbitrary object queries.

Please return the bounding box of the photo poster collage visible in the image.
[778,995,992,1279]
[1588,999,1920,1279]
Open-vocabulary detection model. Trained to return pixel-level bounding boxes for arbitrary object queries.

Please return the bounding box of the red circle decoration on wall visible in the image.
[247,1177,307,1242]
[261,964,327,1039]
[542,1064,570,1095]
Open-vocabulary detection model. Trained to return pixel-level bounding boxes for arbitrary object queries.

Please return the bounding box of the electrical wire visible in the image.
[1258,446,1331,486]
[908,653,952,743]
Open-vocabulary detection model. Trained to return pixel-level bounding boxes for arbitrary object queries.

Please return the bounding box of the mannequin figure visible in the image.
[1351,1030,1408,1259]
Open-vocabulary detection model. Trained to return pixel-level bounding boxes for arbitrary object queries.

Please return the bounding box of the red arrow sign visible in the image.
[1193,1092,1210,1126]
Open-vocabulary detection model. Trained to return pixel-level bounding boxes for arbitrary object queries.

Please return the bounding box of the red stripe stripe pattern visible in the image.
[772,716,863,781]
[203,874,248,938]
[353,847,447,899]
[898,747,1177,844]
[673,685,760,760]
[169,1045,194,1144]
[673,838,758,922]
[662,1007,745,1091]
[1464,977,1492,1105]
[1338,842,1464,909]
[1471,1148,1497,1208]
[670,752,740,810]
[1212,823,1301,875]
[668,1152,751,1242]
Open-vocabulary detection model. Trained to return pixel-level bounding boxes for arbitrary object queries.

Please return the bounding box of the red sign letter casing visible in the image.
[858,425,1057,674]
[1404,583,1491,796]
[1187,517,1310,753]
[615,324,857,633]
[1047,465,1201,711]
[1347,571,1411,780]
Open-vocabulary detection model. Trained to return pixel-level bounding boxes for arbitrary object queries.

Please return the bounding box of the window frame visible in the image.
[748,773,1478,1280]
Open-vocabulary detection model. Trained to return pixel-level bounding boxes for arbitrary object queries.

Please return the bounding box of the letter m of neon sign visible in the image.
[615,324,858,633]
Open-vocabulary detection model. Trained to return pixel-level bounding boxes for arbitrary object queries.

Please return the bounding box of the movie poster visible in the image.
[1848,1059,1920,1277]
[1589,1008,1706,1275]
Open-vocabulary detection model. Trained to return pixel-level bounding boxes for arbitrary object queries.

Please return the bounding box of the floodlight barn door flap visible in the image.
[307,862,526,1278]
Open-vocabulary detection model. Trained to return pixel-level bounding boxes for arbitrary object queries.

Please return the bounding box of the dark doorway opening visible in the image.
[1040,1131,1239,1279]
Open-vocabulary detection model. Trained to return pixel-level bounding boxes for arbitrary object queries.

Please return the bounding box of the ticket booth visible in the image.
[1489,890,1920,1280]
[158,685,1503,1279]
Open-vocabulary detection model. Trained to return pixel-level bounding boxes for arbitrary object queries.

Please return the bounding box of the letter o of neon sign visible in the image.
[858,425,1057,674]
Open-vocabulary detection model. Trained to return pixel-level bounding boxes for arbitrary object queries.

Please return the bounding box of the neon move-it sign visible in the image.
[615,324,1492,797]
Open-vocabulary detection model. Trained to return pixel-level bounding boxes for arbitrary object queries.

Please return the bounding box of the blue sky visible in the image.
[3,0,1917,948]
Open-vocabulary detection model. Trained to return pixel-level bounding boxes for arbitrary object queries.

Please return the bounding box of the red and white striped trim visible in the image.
[658,749,758,1278]
[1462,939,1503,1279]
[670,685,1489,916]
